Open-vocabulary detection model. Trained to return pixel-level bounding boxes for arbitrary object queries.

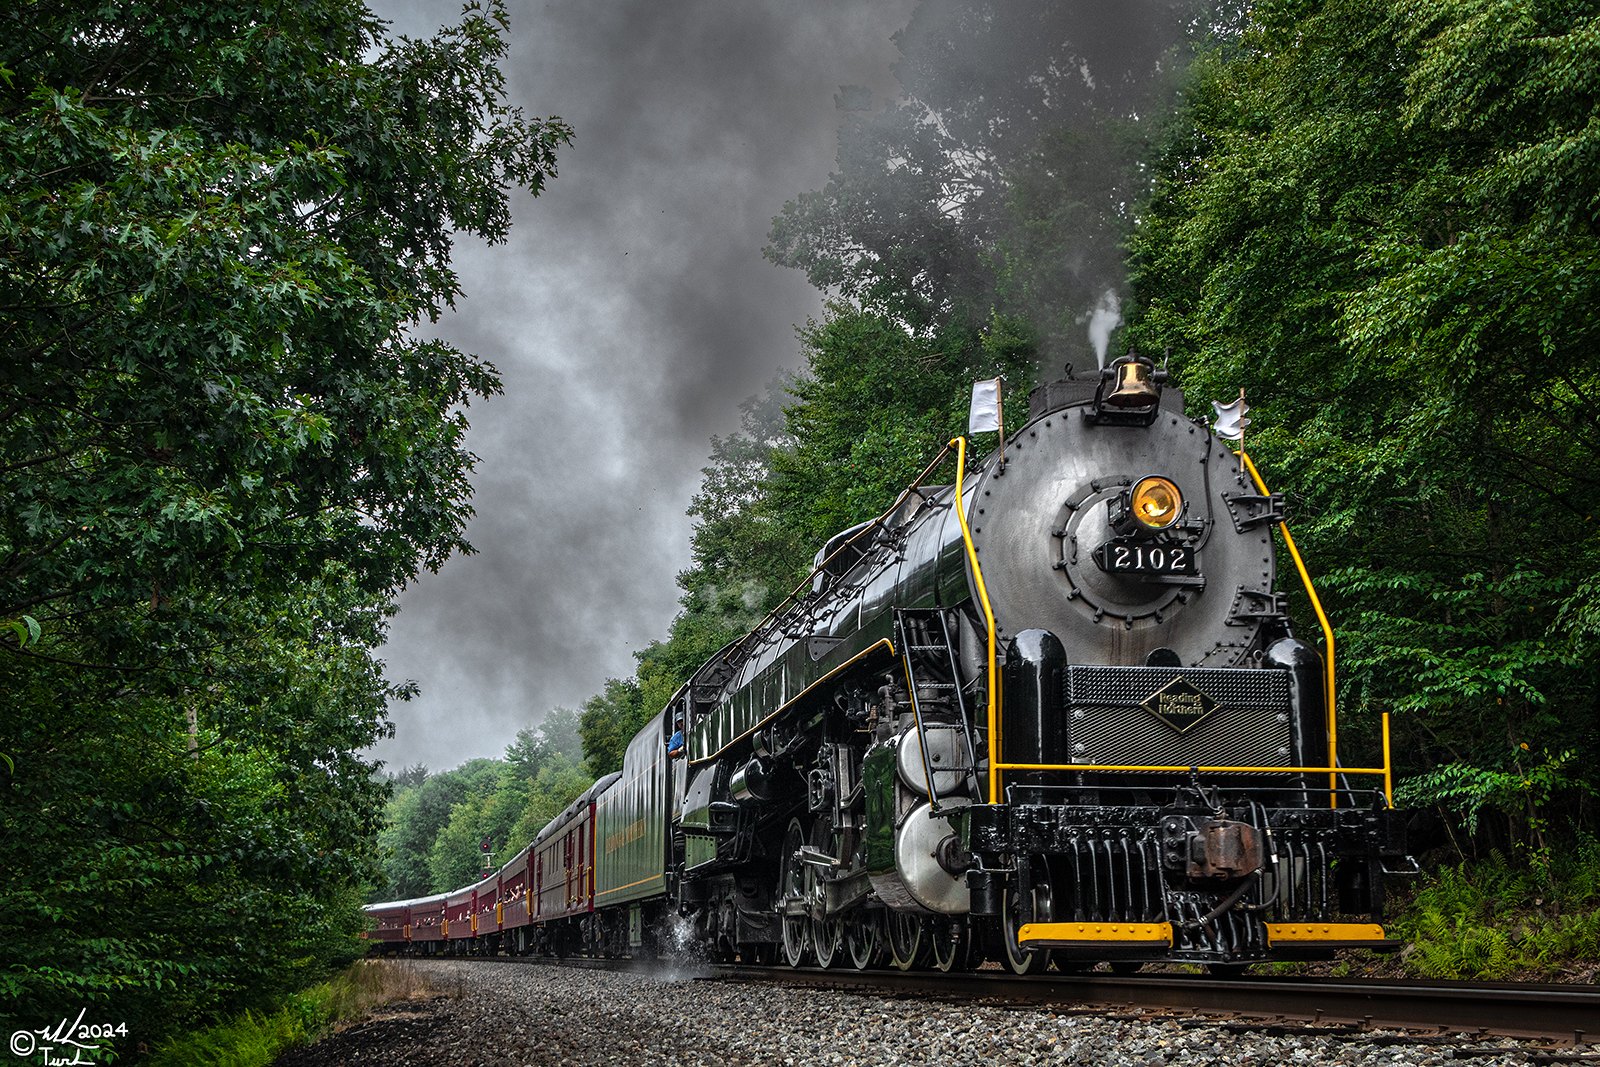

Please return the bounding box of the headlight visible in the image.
[1130,476,1183,530]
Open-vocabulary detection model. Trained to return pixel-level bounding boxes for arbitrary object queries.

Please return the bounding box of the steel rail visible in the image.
[423,955,1598,1045]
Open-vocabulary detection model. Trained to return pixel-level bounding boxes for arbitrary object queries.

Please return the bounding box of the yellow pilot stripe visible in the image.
[1266,922,1387,943]
[1017,921,1174,945]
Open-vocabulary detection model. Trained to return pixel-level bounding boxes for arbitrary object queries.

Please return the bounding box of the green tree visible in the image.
[504,754,594,859]
[375,758,505,901]
[388,763,430,790]
[413,754,594,892]
[769,305,1035,552]
[505,706,584,780]
[1126,0,1600,846]
[578,677,650,778]
[426,764,531,891]
[0,0,570,1043]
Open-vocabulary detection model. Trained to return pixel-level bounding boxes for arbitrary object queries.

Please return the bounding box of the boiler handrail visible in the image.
[1237,447,1342,807]
[948,436,1001,802]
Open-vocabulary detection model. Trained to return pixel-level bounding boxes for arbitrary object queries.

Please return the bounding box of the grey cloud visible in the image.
[366,0,915,773]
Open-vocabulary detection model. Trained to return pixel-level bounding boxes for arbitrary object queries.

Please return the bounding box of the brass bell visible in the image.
[1104,358,1159,409]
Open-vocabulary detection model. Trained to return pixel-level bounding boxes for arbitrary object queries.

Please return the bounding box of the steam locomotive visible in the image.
[366,359,1410,973]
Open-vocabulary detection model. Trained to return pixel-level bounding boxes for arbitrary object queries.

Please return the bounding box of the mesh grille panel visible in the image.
[1067,666,1288,708]
[1065,667,1293,768]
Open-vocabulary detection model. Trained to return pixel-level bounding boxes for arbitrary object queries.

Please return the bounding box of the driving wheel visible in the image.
[779,818,810,967]
[887,910,925,970]
[847,911,884,970]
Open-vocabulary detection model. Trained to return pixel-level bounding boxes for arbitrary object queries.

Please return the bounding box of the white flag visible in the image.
[968,378,1002,434]
[1211,395,1251,440]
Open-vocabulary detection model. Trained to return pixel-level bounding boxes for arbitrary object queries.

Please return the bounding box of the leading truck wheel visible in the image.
[779,818,810,968]
[1002,861,1054,976]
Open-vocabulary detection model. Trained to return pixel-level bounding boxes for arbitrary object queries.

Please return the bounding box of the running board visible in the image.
[1018,921,1174,957]
[1266,922,1402,953]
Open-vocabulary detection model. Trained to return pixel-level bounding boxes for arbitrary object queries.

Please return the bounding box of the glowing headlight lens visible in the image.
[1130,476,1183,530]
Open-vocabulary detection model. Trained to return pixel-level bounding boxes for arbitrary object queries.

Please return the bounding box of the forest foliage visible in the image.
[1125,0,1600,851]
[0,0,569,1047]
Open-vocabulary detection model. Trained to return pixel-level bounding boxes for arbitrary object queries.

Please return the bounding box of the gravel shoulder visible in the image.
[271,960,1555,1067]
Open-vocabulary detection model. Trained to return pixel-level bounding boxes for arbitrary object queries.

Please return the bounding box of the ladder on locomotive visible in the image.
[893,608,982,815]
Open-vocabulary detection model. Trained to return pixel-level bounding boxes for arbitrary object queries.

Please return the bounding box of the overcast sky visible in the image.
[364,0,918,774]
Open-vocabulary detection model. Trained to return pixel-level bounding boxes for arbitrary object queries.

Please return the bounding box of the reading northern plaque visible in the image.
[1141,676,1219,734]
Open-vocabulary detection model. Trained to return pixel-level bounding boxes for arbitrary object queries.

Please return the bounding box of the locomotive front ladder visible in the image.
[894,608,982,816]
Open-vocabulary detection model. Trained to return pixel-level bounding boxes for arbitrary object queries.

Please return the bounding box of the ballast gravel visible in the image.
[272,959,1549,1067]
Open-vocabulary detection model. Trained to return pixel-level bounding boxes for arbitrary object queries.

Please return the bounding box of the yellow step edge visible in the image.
[1017,921,1174,946]
[1265,922,1387,943]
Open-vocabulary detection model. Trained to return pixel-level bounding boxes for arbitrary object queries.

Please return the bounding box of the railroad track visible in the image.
[434,954,1599,1049]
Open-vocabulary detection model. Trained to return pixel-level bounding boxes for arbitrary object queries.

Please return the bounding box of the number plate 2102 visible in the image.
[1094,539,1198,576]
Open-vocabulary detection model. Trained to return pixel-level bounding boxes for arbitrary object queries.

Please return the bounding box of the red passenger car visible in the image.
[525,772,619,954]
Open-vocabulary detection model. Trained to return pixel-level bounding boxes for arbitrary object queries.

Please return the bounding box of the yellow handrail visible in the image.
[1382,711,1393,806]
[1237,448,1340,807]
[995,762,1388,775]
[949,436,1002,802]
